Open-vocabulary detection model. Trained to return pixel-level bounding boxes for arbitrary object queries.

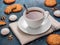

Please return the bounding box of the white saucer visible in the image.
[17,16,51,35]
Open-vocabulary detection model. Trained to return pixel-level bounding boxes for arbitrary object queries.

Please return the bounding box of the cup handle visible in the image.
[44,11,49,19]
[41,11,50,25]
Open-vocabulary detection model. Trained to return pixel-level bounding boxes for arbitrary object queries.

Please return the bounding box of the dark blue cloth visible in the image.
[0,0,60,45]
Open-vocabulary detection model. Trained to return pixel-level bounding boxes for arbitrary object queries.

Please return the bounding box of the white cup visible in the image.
[23,7,49,28]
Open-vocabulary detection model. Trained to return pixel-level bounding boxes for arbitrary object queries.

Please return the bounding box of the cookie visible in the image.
[54,10,60,17]
[4,5,13,14]
[12,4,23,12]
[44,0,57,7]
[9,15,17,21]
[47,34,60,45]
[50,44,58,45]
[0,21,6,26]
[1,28,10,35]
[3,0,15,4]
[4,4,23,14]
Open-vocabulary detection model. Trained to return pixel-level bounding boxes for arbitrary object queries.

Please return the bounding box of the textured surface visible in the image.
[0,0,60,45]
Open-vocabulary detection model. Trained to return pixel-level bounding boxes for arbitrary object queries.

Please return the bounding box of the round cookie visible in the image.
[44,0,57,7]
[54,10,60,17]
[47,34,60,45]
[3,0,15,4]
[9,15,17,21]
[1,28,10,35]
[50,44,59,45]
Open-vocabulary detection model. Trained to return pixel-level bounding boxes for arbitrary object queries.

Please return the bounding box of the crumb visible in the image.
[1,16,6,21]
[51,7,58,11]
[8,34,13,40]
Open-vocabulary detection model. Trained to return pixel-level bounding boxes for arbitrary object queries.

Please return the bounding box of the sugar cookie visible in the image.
[9,15,17,21]
[54,10,60,17]
[1,28,10,35]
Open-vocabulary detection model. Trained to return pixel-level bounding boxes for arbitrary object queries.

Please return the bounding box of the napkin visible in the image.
[9,15,60,45]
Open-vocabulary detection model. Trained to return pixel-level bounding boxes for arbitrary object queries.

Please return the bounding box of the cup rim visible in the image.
[23,7,45,21]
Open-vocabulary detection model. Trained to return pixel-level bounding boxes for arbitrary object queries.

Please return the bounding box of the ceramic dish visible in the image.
[18,16,51,35]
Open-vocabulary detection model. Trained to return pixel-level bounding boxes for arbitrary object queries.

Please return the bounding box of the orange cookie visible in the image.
[0,21,6,26]
[12,4,23,12]
[47,34,60,45]
[44,0,57,7]
[4,4,23,14]
[3,0,15,4]
[50,44,58,45]
[4,5,13,14]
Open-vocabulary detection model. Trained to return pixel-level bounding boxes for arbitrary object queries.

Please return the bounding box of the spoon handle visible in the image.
[23,4,28,11]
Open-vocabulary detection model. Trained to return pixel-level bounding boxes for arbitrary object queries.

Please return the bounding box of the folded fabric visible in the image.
[9,15,60,45]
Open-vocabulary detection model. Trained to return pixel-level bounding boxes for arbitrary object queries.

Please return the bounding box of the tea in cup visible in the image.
[23,7,49,28]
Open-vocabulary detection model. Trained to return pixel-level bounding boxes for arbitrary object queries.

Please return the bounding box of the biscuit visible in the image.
[3,0,15,4]
[12,4,22,12]
[4,5,13,14]
[47,34,60,45]
[54,10,60,17]
[9,15,17,21]
[50,44,59,45]
[44,0,57,7]
[0,21,6,26]
[4,4,23,14]
[1,28,10,35]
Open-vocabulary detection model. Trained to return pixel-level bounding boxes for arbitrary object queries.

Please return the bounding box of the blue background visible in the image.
[0,0,60,45]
